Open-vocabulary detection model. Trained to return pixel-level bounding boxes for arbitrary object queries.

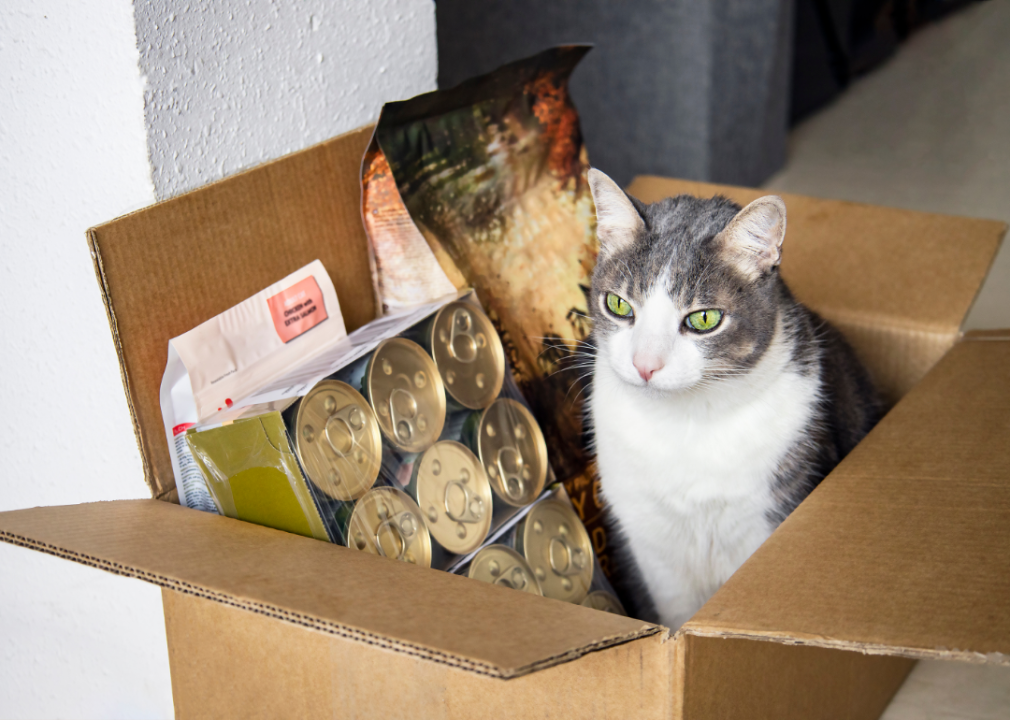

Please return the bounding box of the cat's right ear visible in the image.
[588,168,645,256]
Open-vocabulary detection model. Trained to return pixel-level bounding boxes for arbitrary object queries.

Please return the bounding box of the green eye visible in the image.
[606,293,633,318]
[685,309,723,332]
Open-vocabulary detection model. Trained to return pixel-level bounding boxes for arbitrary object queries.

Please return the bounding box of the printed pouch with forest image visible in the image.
[360,46,617,575]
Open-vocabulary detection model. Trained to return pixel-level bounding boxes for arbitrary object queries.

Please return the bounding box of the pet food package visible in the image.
[159,260,348,512]
[184,410,334,542]
[184,286,560,573]
[361,45,617,577]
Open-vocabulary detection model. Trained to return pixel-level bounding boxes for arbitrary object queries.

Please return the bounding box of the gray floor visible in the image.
[764,2,1010,717]
[882,660,1010,720]
[765,0,1010,331]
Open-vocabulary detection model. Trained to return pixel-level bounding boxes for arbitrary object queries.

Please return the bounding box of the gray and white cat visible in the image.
[586,169,880,629]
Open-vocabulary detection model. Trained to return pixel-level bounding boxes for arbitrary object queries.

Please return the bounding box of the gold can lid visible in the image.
[365,338,446,453]
[468,545,542,595]
[581,591,627,616]
[294,380,382,501]
[347,487,431,567]
[476,398,547,506]
[414,441,493,555]
[429,301,505,410]
[519,498,593,603]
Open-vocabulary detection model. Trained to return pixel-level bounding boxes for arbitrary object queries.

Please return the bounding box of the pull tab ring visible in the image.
[443,479,485,524]
[447,308,479,363]
[493,565,529,591]
[388,385,418,445]
[548,534,588,577]
[375,511,417,561]
[496,445,526,502]
[324,414,354,457]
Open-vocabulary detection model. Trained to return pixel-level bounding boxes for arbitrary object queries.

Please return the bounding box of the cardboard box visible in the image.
[1,125,1007,719]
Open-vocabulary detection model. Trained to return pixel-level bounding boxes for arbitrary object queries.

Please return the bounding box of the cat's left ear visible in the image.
[588,168,645,256]
[717,196,787,280]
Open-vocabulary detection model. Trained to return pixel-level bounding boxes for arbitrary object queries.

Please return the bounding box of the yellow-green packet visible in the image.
[187,412,330,542]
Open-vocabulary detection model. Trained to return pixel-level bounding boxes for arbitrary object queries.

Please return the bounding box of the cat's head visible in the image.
[587,168,788,394]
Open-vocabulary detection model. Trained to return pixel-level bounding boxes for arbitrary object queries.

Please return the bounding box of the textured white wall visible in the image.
[1,0,437,717]
[134,0,438,198]
[0,2,172,718]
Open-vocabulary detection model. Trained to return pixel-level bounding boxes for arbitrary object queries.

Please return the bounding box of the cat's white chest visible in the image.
[591,357,819,629]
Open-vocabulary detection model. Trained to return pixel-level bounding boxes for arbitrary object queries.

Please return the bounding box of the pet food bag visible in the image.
[362,45,617,580]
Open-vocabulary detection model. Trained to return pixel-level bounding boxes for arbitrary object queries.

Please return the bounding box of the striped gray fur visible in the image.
[587,182,881,621]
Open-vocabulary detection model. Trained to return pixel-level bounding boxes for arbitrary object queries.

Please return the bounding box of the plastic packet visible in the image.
[184,287,623,612]
[160,260,347,512]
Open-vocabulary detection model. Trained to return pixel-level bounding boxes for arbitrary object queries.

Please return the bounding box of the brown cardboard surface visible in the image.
[685,337,1010,664]
[680,635,914,720]
[626,176,1006,404]
[164,590,676,719]
[0,499,658,678]
[58,133,1008,717]
[87,148,1005,502]
[88,125,377,501]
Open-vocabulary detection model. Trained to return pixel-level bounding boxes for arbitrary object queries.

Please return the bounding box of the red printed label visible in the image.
[267,276,328,343]
[173,423,195,437]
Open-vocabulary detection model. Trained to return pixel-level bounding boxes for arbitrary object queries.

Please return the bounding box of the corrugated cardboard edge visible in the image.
[670,628,688,719]
[679,333,1010,671]
[678,625,1010,666]
[677,335,1010,669]
[960,224,1008,334]
[87,229,159,499]
[0,526,665,680]
[85,124,378,502]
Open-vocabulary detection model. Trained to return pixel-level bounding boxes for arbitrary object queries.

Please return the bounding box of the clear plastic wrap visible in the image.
[186,292,622,610]
[450,483,625,612]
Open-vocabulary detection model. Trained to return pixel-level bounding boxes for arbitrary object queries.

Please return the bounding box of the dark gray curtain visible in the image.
[436,0,794,188]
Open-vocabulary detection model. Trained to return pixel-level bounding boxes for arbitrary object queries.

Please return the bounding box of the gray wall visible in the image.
[437,0,794,188]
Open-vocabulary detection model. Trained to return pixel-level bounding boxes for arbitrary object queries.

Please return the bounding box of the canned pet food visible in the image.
[581,591,627,616]
[467,544,542,595]
[512,497,593,603]
[291,380,382,502]
[362,338,446,453]
[346,486,432,567]
[408,441,493,555]
[414,301,505,411]
[464,398,547,507]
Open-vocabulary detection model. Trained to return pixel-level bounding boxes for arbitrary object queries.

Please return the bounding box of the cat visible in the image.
[585,168,881,629]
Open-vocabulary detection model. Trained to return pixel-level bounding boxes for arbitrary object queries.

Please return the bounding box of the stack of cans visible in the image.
[187,295,623,613]
[458,485,626,613]
[312,299,548,568]
[244,297,550,570]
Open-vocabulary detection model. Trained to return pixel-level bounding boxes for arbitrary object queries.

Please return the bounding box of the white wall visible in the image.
[134,0,438,198]
[0,2,169,718]
[0,1,437,717]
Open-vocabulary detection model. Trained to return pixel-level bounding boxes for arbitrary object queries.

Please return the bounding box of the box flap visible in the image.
[0,500,659,678]
[680,635,913,720]
[626,177,1006,404]
[88,125,378,500]
[684,336,1010,665]
[164,591,677,720]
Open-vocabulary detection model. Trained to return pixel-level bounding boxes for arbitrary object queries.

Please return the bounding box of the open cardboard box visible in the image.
[2,125,1008,719]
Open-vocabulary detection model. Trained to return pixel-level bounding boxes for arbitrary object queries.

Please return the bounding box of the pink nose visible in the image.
[634,355,664,382]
